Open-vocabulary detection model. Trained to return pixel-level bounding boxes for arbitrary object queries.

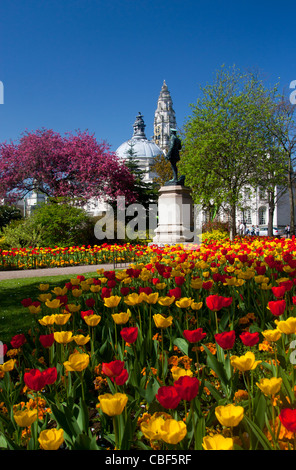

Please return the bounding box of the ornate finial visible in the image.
[132,112,147,139]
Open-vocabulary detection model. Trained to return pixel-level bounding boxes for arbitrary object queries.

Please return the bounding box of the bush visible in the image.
[30,202,94,247]
[0,204,22,229]
[0,218,45,248]
[0,202,96,248]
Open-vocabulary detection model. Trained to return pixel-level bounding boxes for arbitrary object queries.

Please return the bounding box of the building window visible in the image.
[245,209,252,224]
[259,206,267,225]
[259,188,267,200]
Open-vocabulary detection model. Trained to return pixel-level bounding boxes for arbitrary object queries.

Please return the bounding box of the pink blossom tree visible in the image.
[0,128,135,205]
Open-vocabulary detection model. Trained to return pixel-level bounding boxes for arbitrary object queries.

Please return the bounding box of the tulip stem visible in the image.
[113,416,119,450]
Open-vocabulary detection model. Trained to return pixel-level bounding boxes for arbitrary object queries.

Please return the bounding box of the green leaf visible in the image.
[243,415,274,450]
[173,337,188,356]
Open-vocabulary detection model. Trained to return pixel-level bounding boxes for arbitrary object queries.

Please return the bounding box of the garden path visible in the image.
[0,263,130,280]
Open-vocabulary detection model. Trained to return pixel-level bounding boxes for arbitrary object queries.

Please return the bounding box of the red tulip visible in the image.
[44,367,58,385]
[169,287,182,299]
[21,298,33,307]
[120,327,138,344]
[268,300,286,317]
[183,328,206,343]
[10,334,26,349]
[24,367,57,391]
[271,286,286,298]
[202,281,213,290]
[120,287,130,296]
[39,333,55,348]
[173,376,200,401]
[206,295,232,312]
[214,330,236,350]
[81,310,94,319]
[175,276,185,286]
[101,360,124,377]
[139,287,153,295]
[239,331,259,347]
[279,408,296,433]
[85,298,95,308]
[156,386,181,409]
[113,368,129,386]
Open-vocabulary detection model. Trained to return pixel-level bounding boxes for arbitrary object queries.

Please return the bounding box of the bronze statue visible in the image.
[165,129,184,186]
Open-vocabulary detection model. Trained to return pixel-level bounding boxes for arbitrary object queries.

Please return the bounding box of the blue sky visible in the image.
[0,0,294,152]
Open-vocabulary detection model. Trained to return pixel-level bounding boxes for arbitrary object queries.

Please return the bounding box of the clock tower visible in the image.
[153,80,177,154]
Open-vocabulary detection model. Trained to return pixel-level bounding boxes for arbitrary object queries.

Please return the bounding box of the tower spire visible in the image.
[153,81,177,153]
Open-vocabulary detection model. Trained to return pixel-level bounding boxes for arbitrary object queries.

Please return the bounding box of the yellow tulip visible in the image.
[73,334,90,345]
[190,278,203,289]
[52,286,68,296]
[53,313,71,325]
[202,434,234,450]
[84,314,101,326]
[262,329,282,342]
[28,305,41,314]
[140,415,166,440]
[54,331,73,344]
[72,289,83,298]
[191,301,203,310]
[161,419,187,445]
[0,359,16,372]
[104,295,121,308]
[230,351,261,372]
[111,310,131,325]
[38,293,52,303]
[254,275,269,284]
[158,296,175,306]
[80,281,90,291]
[63,352,89,371]
[66,304,81,313]
[155,282,167,290]
[14,409,38,427]
[172,367,193,381]
[70,279,81,285]
[256,377,282,396]
[38,428,64,450]
[90,285,101,293]
[98,393,128,416]
[175,297,193,308]
[124,293,145,306]
[275,317,296,335]
[141,292,159,304]
[38,283,50,291]
[153,314,173,328]
[215,404,244,428]
[38,315,56,326]
[45,299,62,309]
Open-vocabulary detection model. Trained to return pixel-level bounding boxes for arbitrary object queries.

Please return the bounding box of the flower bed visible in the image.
[0,243,153,271]
[1,237,296,450]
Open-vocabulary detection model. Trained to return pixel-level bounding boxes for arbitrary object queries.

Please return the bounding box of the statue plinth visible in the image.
[153,185,194,245]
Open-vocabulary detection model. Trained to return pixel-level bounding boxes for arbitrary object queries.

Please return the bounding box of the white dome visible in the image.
[115,112,163,182]
[116,138,163,161]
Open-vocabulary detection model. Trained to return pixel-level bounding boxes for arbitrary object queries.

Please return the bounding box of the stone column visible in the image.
[153,185,194,245]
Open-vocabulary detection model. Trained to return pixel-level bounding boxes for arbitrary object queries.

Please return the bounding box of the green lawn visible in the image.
[0,272,98,345]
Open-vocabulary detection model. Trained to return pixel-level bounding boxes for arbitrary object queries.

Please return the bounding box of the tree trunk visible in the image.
[230,204,236,240]
[267,189,275,237]
[288,156,295,236]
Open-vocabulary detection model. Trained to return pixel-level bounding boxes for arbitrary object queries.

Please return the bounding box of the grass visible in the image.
[0,271,99,345]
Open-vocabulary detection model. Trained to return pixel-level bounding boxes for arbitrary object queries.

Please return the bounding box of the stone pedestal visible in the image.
[153,185,194,245]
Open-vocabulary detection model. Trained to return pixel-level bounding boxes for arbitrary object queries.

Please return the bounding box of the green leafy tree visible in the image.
[180,65,283,238]
[261,96,296,234]
[0,204,22,229]
[124,141,158,209]
[150,154,173,188]
[30,201,93,247]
